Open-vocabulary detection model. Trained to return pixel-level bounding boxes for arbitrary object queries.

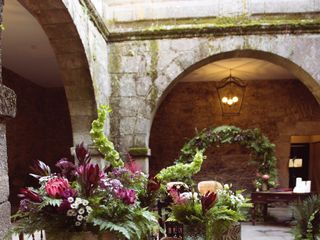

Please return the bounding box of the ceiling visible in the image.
[181,58,295,82]
[2,1,295,88]
[2,0,63,87]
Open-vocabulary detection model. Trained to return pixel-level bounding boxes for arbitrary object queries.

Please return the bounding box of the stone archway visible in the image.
[148,49,320,188]
[18,0,98,144]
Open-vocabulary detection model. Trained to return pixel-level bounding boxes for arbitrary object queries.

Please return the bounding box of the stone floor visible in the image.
[242,223,293,240]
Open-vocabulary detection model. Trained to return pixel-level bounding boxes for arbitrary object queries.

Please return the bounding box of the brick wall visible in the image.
[3,68,73,210]
[150,79,320,191]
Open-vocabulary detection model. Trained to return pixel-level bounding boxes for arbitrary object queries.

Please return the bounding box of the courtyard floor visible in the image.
[12,224,294,240]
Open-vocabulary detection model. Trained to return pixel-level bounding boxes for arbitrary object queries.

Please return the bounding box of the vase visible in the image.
[45,231,118,240]
[261,182,269,191]
[218,222,241,240]
[183,224,205,240]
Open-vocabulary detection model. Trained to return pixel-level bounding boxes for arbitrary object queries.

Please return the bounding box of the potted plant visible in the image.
[292,195,320,240]
[7,106,160,240]
[166,183,251,240]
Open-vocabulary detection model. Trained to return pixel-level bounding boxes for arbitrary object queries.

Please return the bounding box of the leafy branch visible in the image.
[90,105,124,167]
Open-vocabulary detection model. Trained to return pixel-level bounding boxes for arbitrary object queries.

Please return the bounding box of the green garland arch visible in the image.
[175,125,278,188]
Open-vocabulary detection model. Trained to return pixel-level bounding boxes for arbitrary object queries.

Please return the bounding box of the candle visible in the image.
[306,181,311,193]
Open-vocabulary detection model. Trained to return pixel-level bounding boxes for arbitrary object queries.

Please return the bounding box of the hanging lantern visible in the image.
[217,74,246,115]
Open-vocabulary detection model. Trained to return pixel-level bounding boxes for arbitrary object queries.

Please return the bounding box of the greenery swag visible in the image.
[175,126,278,188]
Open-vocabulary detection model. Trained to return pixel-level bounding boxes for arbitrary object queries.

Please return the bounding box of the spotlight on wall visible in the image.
[217,73,246,115]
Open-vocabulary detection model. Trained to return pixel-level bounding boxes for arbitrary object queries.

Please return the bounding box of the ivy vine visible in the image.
[176,126,278,188]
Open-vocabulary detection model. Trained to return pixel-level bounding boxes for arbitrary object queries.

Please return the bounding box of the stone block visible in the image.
[61,68,92,87]
[57,53,88,70]
[0,175,9,204]
[0,201,11,240]
[45,23,79,40]
[50,38,83,54]
[65,86,95,101]
[119,117,136,135]
[119,75,137,97]
[68,100,96,116]
[0,84,16,118]
[38,0,66,10]
[38,9,72,25]
[136,76,152,96]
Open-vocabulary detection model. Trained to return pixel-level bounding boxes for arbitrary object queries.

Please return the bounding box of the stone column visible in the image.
[0,85,16,239]
[0,0,17,238]
[128,147,151,174]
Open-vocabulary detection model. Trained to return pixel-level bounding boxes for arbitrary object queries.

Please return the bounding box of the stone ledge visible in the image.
[0,84,16,119]
[108,22,320,42]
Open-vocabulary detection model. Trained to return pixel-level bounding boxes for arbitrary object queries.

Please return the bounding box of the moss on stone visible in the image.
[128,147,150,156]
[108,14,320,42]
[147,40,159,111]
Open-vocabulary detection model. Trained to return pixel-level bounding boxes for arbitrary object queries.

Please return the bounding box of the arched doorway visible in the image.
[2,0,97,210]
[150,52,320,192]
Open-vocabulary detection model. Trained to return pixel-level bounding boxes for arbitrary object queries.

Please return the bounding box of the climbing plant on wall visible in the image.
[175,125,278,188]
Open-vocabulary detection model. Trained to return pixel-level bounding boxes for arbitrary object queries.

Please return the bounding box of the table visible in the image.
[251,191,312,225]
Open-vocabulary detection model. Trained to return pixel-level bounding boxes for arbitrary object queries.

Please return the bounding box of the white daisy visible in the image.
[82,199,89,206]
[86,206,93,213]
[78,208,85,215]
[75,221,81,226]
[67,209,75,217]
[67,197,74,203]
[77,215,84,221]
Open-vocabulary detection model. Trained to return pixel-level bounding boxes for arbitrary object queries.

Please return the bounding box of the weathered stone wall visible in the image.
[105,0,320,22]
[108,34,320,156]
[3,68,73,210]
[149,80,320,190]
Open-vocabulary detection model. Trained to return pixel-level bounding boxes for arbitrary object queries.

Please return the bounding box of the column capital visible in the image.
[0,84,16,119]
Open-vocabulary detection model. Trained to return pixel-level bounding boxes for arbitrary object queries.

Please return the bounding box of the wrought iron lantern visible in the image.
[217,74,246,115]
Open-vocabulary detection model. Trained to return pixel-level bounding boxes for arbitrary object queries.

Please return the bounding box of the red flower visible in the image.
[75,142,91,165]
[19,188,42,203]
[147,177,160,192]
[45,177,71,198]
[77,163,104,196]
[201,191,217,214]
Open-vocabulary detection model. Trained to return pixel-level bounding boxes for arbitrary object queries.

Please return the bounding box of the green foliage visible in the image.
[156,150,204,184]
[176,125,278,188]
[90,105,124,167]
[91,205,159,240]
[292,195,320,240]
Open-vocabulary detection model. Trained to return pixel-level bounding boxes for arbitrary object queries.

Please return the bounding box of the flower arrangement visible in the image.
[8,106,160,240]
[166,183,252,239]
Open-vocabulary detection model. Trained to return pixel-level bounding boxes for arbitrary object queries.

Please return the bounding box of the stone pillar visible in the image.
[128,147,151,174]
[0,0,17,238]
[0,85,16,238]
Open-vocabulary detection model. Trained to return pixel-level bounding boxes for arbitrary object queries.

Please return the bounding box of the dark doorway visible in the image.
[289,143,310,188]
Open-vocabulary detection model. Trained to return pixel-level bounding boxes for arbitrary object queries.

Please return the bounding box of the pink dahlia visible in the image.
[45,177,71,198]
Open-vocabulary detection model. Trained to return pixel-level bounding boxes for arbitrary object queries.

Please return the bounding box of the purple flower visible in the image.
[61,188,77,199]
[58,199,71,213]
[101,178,123,190]
[56,158,76,179]
[116,188,137,205]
